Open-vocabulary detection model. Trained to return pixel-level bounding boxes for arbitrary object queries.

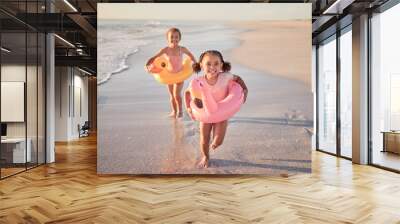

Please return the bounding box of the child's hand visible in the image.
[233,75,248,103]
[186,107,195,120]
[242,88,248,103]
[145,64,154,73]
[145,61,152,73]
[146,59,153,67]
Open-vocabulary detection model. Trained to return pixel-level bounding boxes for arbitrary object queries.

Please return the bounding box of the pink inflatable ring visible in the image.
[187,78,244,123]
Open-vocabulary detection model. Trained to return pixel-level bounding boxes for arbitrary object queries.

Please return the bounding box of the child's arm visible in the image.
[181,47,197,63]
[232,75,248,103]
[146,47,167,67]
[184,90,195,120]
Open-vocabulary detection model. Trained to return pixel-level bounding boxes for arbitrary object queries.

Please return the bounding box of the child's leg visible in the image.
[199,122,212,168]
[173,82,184,117]
[167,84,176,117]
[211,120,228,150]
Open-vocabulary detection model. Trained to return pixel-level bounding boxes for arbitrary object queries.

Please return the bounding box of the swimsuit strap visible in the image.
[166,47,182,58]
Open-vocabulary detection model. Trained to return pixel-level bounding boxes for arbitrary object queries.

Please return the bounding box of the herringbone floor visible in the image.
[1,134,400,223]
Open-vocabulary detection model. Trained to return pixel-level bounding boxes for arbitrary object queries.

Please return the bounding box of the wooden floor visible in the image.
[1,134,400,223]
[373,150,400,171]
[1,167,26,178]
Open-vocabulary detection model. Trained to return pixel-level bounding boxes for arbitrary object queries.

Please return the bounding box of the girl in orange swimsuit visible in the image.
[146,28,197,118]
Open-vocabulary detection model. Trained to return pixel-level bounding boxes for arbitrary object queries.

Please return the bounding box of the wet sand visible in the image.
[98,21,312,175]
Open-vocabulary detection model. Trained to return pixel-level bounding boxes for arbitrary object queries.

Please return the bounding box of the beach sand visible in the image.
[97,21,312,175]
[228,20,312,86]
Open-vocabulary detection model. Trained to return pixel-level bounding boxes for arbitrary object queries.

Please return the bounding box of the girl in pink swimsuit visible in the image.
[146,28,197,118]
[185,50,248,168]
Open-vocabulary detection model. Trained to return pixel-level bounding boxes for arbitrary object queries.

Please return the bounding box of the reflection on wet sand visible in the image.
[160,119,198,173]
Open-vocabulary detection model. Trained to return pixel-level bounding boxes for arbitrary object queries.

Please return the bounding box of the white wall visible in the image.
[1,82,25,122]
[55,67,89,141]
[1,65,38,138]
[1,65,26,133]
[70,73,89,138]
[1,63,46,164]
[55,66,70,141]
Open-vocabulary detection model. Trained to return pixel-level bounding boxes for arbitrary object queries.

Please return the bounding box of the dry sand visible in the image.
[229,20,312,86]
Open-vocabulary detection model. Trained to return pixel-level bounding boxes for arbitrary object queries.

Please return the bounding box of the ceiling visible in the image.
[0,0,393,75]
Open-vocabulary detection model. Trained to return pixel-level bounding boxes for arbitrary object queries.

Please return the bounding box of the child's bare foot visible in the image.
[167,111,176,118]
[197,156,209,168]
[176,111,183,118]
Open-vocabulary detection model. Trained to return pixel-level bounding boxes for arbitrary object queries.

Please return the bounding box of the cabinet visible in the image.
[382,131,400,154]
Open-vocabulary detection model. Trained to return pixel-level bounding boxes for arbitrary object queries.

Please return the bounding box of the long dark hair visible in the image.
[192,50,231,73]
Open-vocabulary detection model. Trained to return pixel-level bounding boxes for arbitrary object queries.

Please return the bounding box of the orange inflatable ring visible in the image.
[146,55,193,85]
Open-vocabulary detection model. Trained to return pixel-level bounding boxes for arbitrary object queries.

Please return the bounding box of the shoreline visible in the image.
[226,20,312,86]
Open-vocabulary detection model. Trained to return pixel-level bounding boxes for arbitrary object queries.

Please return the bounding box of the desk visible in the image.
[1,138,31,163]
[381,131,400,154]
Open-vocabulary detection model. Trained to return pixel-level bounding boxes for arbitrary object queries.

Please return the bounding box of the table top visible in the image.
[381,131,400,134]
[1,138,30,143]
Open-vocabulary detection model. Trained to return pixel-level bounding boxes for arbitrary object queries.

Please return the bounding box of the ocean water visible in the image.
[97,20,227,85]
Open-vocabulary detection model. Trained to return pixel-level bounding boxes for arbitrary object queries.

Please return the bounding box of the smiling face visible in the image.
[167,31,181,47]
[201,54,223,78]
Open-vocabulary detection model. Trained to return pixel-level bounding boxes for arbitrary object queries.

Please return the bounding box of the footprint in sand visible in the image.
[181,113,193,122]
[284,109,299,121]
[185,125,198,138]
[303,127,313,137]
[183,120,199,137]
[284,109,310,126]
